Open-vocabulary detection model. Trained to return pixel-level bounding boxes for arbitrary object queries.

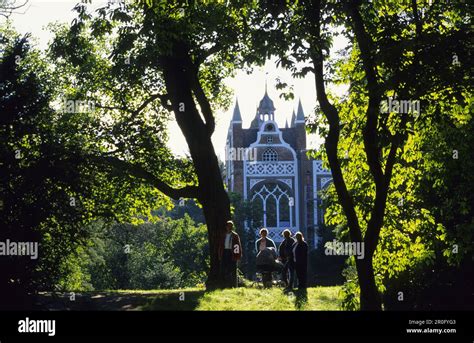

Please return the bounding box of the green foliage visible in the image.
[304,1,472,309]
[157,199,205,224]
[339,265,360,311]
[2,0,472,310]
[246,0,471,309]
[76,215,209,291]
[0,29,100,305]
[47,0,250,168]
[0,26,180,305]
[54,246,93,292]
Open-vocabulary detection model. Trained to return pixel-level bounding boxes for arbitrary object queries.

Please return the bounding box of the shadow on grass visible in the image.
[34,290,206,311]
[140,290,206,311]
[282,288,308,310]
[294,288,308,310]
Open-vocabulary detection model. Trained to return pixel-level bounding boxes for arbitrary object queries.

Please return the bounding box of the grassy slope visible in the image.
[193,286,341,311]
[138,286,342,311]
[37,286,342,311]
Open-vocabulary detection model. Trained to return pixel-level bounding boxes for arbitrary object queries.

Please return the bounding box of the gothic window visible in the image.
[251,183,293,229]
[262,148,278,161]
[279,196,290,225]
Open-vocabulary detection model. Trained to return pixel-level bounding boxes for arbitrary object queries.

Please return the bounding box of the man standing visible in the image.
[278,229,295,289]
[218,220,242,288]
[292,232,308,289]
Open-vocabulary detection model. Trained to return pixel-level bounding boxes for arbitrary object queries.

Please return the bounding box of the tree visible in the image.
[0,31,100,308]
[48,0,252,289]
[0,25,171,308]
[82,215,208,291]
[248,0,470,309]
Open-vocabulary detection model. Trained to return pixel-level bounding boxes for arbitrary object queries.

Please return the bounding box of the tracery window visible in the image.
[251,183,293,228]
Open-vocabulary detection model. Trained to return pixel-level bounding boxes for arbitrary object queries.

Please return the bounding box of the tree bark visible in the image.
[356,256,382,310]
[160,42,231,289]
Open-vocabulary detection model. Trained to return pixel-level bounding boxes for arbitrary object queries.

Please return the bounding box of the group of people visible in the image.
[218,220,308,290]
[255,228,308,290]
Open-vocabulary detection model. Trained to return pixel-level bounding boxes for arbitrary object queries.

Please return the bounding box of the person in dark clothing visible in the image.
[255,228,276,253]
[278,229,295,289]
[255,228,277,287]
[218,220,242,288]
[292,231,308,289]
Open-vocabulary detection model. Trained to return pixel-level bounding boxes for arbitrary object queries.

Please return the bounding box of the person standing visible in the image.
[278,229,295,289]
[255,228,277,287]
[218,220,242,288]
[255,228,276,253]
[292,232,308,289]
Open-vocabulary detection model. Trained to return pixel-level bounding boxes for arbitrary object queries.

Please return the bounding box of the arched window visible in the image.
[251,183,293,229]
[262,148,278,162]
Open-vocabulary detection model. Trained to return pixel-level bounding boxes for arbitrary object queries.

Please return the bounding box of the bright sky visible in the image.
[5,0,347,159]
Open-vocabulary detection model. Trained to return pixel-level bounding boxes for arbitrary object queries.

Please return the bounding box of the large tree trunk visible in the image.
[322,100,382,311]
[160,42,232,289]
[356,257,382,310]
[307,0,383,310]
[202,198,231,289]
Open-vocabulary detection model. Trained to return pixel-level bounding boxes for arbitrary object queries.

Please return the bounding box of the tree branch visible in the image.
[0,0,28,18]
[187,61,215,136]
[87,154,199,200]
[308,0,363,244]
[96,92,170,116]
[344,0,384,188]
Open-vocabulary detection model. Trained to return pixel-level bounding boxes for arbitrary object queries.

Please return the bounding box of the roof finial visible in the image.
[265,72,268,94]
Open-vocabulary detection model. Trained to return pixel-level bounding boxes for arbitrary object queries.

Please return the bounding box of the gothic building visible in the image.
[225,88,332,248]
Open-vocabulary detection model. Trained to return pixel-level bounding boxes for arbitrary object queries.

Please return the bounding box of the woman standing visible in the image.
[292,232,308,289]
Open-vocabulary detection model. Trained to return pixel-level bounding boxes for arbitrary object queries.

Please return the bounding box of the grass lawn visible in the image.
[37,286,342,311]
[190,286,342,311]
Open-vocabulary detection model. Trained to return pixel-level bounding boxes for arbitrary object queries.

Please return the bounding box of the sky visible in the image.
[5,0,347,159]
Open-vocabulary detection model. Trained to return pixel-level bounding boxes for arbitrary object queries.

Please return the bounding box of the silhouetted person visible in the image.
[255,228,276,287]
[278,229,295,289]
[255,228,276,253]
[292,232,308,289]
[218,220,242,288]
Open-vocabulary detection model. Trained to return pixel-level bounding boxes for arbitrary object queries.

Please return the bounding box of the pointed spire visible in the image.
[265,72,269,94]
[285,119,289,129]
[290,109,296,127]
[295,98,305,124]
[231,98,242,123]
